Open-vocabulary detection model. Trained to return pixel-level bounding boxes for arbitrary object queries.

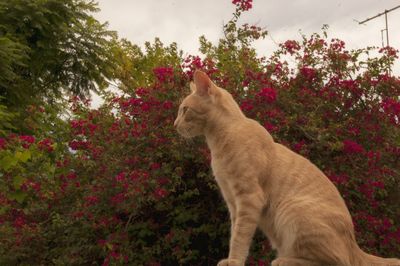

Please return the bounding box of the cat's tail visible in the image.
[354,247,400,266]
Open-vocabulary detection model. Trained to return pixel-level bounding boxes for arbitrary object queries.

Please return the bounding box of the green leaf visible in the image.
[13,176,26,189]
[106,243,113,250]
[15,150,31,163]
[0,155,18,171]
[0,206,8,215]
[10,190,27,203]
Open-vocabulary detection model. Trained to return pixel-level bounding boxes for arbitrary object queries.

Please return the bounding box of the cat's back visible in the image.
[270,143,345,202]
[236,118,275,146]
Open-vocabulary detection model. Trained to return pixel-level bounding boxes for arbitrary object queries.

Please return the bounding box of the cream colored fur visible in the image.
[174,70,400,266]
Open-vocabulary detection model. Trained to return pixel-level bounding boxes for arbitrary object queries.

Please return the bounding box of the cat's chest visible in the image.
[211,158,232,193]
[210,155,234,182]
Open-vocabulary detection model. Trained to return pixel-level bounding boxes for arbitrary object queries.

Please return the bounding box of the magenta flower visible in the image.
[0,138,6,149]
[19,135,35,143]
[257,87,277,103]
[240,100,254,112]
[153,67,174,82]
[154,188,168,199]
[299,66,316,80]
[38,138,54,152]
[283,40,300,54]
[19,135,35,148]
[232,0,252,11]
[343,139,364,154]
[162,100,173,110]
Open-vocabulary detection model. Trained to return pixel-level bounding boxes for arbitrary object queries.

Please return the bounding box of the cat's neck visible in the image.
[204,114,245,151]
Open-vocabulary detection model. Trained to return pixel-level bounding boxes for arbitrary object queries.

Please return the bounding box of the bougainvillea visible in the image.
[0,1,399,265]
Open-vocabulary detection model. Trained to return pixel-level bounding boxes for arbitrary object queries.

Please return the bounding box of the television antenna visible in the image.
[358,5,400,48]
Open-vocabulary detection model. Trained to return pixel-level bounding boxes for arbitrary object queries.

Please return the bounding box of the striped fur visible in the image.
[174,71,400,266]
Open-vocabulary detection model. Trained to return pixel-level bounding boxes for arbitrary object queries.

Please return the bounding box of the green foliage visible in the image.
[0,36,27,89]
[0,101,16,136]
[113,38,183,93]
[0,1,399,265]
[0,0,117,131]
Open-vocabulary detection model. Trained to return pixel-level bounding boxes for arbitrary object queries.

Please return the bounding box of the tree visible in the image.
[0,0,117,125]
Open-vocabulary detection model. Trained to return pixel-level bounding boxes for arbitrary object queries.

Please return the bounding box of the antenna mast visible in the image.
[358,5,400,48]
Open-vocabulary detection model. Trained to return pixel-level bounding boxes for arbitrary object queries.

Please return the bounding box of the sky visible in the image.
[94,0,400,62]
[91,0,400,106]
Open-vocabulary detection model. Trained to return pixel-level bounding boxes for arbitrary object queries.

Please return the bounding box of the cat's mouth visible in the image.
[177,126,195,139]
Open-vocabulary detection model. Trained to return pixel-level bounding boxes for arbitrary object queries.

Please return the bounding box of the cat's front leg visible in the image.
[220,189,264,265]
[228,202,237,234]
[217,258,243,266]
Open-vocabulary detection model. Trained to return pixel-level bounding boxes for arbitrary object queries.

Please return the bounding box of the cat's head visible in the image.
[174,70,243,138]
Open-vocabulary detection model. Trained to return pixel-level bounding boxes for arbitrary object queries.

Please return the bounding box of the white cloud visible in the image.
[94,0,400,73]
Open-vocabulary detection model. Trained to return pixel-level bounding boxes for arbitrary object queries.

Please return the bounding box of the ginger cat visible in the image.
[174,70,400,266]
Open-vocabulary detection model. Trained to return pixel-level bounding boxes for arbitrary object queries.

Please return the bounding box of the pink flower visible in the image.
[130,171,140,181]
[258,259,269,266]
[381,98,400,124]
[283,40,300,54]
[136,87,148,96]
[150,162,161,170]
[110,193,125,205]
[154,188,168,199]
[30,181,41,192]
[19,135,35,148]
[299,66,316,80]
[66,172,77,180]
[110,251,120,259]
[293,140,306,153]
[371,181,384,189]
[328,174,349,185]
[115,172,126,182]
[232,0,252,11]
[257,87,277,103]
[381,217,392,231]
[263,122,277,132]
[379,46,399,58]
[19,135,35,143]
[69,140,90,150]
[0,138,6,149]
[162,101,173,110]
[85,196,99,206]
[153,67,174,82]
[13,216,26,228]
[343,140,364,154]
[141,102,151,112]
[240,100,254,112]
[38,138,54,152]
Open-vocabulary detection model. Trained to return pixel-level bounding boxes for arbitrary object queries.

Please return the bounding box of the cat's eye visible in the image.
[182,106,189,114]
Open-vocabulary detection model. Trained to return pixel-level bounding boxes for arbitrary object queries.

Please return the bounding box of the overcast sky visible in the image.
[93,0,400,75]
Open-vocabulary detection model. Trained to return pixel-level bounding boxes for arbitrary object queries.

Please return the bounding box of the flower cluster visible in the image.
[232,0,253,11]
[343,139,365,154]
[257,87,277,103]
[282,40,301,55]
[153,67,174,82]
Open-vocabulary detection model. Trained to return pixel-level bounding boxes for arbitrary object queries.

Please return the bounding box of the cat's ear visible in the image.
[190,82,196,93]
[193,70,218,97]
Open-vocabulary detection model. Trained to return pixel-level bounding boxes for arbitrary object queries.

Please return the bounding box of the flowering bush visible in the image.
[0,1,399,265]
